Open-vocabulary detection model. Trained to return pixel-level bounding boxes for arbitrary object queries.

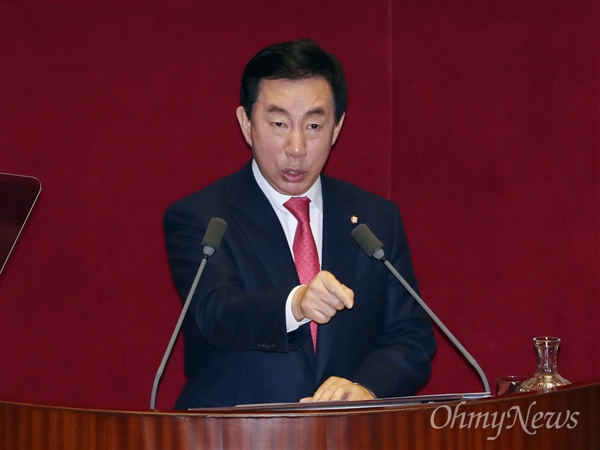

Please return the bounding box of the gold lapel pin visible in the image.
[350,215,358,224]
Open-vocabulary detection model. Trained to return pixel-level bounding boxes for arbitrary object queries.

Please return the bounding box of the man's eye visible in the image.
[308,124,321,130]
[273,121,285,128]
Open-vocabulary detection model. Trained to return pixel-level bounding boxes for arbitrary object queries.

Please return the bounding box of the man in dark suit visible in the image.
[164,39,436,409]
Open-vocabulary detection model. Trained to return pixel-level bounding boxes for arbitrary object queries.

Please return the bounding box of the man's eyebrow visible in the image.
[266,105,288,115]
[306,107,326,116]
[265,105,327,117]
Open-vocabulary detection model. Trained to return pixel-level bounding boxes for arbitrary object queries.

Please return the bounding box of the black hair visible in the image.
[240,39,347,124]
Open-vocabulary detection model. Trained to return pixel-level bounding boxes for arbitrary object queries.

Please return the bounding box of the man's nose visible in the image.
[286,129,307,157]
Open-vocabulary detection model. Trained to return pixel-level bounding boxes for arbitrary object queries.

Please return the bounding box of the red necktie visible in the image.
[284,196,320,352]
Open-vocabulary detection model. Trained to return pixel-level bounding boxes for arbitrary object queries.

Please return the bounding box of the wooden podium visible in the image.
[1,379,598,450]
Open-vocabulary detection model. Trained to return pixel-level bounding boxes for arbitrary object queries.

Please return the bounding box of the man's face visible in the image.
[236,77,344,196]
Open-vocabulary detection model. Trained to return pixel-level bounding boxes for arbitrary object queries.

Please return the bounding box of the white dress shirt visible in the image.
[251,159,323,332]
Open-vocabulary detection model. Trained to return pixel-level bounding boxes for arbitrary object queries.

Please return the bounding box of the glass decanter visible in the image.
[518,336,571,393]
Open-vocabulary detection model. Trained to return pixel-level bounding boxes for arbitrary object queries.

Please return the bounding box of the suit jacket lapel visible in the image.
[314,176,359,381]
[225,162,316,363]
[225,162,303,291]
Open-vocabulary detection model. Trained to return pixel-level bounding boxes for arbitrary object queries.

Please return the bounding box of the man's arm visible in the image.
[164,199,305,352]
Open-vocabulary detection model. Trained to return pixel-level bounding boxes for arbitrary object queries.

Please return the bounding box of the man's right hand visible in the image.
[291,270,354,324]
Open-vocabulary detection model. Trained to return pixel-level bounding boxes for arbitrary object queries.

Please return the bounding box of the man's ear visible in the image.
[332,113,345,146]
[236,106,252,147]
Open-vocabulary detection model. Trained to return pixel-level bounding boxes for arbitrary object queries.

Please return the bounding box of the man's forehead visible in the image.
[258,77,332,94]
[256,77,334,108]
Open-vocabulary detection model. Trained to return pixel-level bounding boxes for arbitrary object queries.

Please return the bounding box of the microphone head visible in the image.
[202,218,228,257]
[352,224,385,260]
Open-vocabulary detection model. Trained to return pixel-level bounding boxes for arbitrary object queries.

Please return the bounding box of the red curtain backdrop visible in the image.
[1,0,598,410]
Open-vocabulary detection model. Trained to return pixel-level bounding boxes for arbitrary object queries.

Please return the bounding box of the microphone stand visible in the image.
[150,217,226,410]
[150,254,209,410]
[353,224,491,395]
[382,258,491,395]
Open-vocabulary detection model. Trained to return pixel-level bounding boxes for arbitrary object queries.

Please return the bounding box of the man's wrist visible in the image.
[285,285,310,332]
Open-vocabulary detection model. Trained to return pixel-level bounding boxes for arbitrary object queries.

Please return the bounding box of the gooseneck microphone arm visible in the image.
[150,218,228,410]
[351,224,491,395]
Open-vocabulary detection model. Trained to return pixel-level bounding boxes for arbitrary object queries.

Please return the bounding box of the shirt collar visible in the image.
[251,159,323,213]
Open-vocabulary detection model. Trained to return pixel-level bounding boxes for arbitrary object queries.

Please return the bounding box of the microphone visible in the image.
[201,217,227,257]
[351,224,491,395]
[150,217,228,410]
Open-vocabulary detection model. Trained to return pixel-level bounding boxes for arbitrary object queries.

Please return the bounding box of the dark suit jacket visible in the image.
[164,161,435,409]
